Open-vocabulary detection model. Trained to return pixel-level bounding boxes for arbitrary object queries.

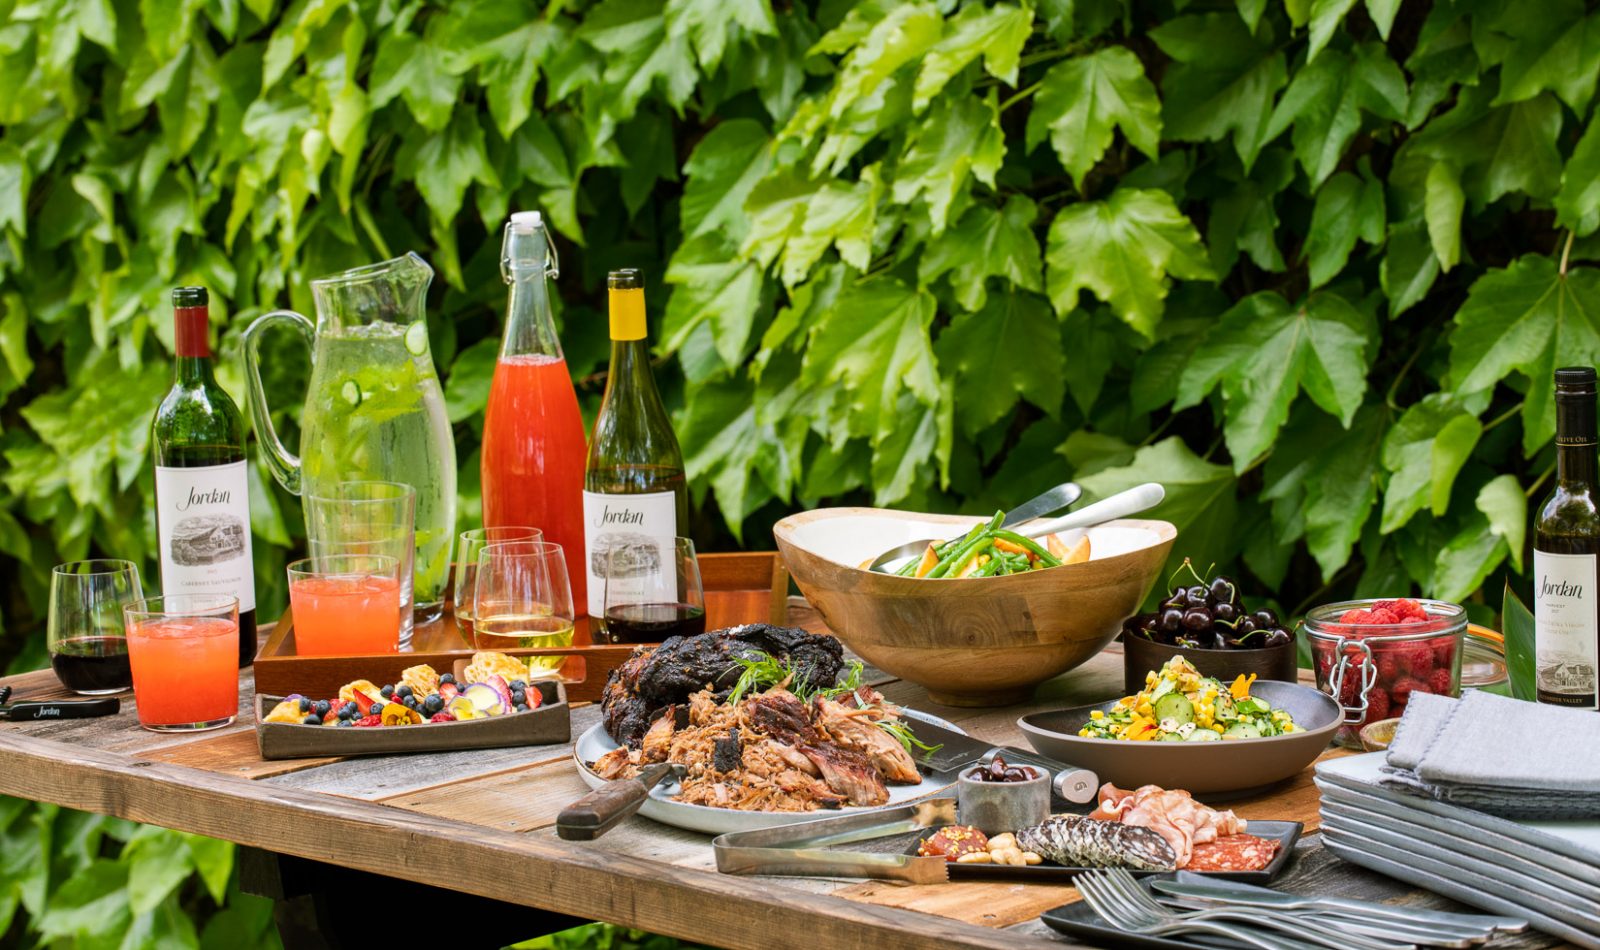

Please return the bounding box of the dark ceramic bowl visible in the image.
[1122,633,1298,695]
[1017,680,1341,799]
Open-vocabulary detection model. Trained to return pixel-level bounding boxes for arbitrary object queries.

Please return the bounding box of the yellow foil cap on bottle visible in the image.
[608,269,646,341]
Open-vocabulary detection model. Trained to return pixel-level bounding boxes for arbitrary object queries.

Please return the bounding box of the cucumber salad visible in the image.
[1078,656,1299,742]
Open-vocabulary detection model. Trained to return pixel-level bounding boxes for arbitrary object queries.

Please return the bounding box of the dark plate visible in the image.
[907,820,1301,884]
[1018,680,1341,799]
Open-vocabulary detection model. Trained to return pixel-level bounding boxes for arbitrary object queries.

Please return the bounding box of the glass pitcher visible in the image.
[242,253,457,622]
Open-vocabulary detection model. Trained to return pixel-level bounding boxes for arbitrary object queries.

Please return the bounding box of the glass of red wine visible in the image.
[48,559,143,694]
[600,537,706,645]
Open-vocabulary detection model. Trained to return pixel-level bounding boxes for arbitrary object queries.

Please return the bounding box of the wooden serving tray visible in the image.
[255,680,570,759]
[253,551,790,704]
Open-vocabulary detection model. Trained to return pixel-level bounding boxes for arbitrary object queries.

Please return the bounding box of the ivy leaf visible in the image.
[1264,44,1406,188]
[1404,85,1562,204]
[1381,219,1440,317]
[919,195,1044,311]
[781,167,881,285]
[1380,395,1477,533]
[1304,171,1385,288]
[1045,187,1214,338]
[800,277,939,446]
[579,0,699,121]
[679,376,773,537]
[892,93,1004,233]
[1206,150,1294,274]
[1429,415,1482,515]
[828,3,943,122]
[1237,0,1268,31]
[369,32,460,133]
[410,112,499,225]
[1555,119,1600,237]
[870,390,946,505]
[1490,0,1600,113]
[1434,512,1508,603]
[1150,13,1287,170]
[681,119,772,242]
[666,0,776,73]
[0,144,28,237]
[1425,160,1464,271]
[664,233,769,365]
[1306,0,1357,62]
[443,338,499,424]
[914,2,1032,111]
[1025,47,1161,189]
[1180,291,1371,471]
[935,293,1063,436]
[1477,474,1527,572]
[1449,255,1600,453]
[125,828,193,914]
[1366,0,1402,40]
[1304,406,1384,578]
[1077,437,1241,579]
[140,0,201,61]
[34,860,130,941]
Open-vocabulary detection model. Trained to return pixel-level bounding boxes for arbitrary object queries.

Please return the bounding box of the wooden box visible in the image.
[252,551,789,704]
[255,680,569,760]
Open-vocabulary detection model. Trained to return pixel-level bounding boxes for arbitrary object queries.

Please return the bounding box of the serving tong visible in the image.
[712,799,958,884]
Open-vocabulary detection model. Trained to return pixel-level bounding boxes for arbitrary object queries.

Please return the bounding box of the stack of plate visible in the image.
[1316,753,1600,949]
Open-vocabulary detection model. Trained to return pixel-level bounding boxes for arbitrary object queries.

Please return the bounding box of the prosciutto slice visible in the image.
[1089,783,1248,868]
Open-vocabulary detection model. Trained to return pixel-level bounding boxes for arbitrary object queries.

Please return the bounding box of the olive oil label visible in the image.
[154,461,255,612]
[582,489,677,618]
[1533,550,1599,709]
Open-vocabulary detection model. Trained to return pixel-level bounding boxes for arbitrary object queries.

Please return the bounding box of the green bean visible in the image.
[972,554,1005,577]
[895,556,922,577]
[991,529,1061,567]
[941,537,994,579]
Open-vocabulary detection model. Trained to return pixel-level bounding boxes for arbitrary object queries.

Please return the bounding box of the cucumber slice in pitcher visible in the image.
[404,322,429,356]
[341,380,362,407]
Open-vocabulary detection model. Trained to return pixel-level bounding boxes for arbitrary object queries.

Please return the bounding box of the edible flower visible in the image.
[1229,673,1257,700]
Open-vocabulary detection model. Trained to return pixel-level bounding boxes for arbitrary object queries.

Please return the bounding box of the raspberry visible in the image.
[1395,598,1428,621]
[353,715,382,727]
[429,712,456,723]
[1428,668,1453,696]
[1370,599,1400,613]
[1369,608,1401,625]
[1362,686,1391,725]
[1338,661,1369,705]
[1375,653,1403,683]
[1391,676,1429,705]
[1432,638,1456,667]
[1396,642,1434,678]
[1339,609,1370,625]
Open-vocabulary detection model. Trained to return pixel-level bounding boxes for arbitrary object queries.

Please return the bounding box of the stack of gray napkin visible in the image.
[1379,690,1600,820]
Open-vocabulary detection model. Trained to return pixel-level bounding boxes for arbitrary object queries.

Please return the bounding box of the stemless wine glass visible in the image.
[454,526,543,624]
[600,537,706,645]
[124,594,240,732]
[48,559,142,695]
[472,540,574,672]
[287,554,402,656]
[305,480,416,644]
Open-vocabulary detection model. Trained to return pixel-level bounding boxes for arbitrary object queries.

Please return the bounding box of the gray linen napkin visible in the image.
[1379,690,1600,819]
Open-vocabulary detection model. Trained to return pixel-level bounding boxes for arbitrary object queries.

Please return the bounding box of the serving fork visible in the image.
[1077,868,1416,950]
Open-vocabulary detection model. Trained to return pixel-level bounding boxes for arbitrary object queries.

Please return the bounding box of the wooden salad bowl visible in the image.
[774,508,1176,707]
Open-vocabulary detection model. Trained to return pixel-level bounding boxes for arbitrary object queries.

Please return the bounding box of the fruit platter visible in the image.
[255,653,569,759]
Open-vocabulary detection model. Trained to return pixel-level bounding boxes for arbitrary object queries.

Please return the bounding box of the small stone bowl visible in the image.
[957,764,1050,835]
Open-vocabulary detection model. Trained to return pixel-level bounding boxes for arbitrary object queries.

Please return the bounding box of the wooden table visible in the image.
[0,610,1562,949]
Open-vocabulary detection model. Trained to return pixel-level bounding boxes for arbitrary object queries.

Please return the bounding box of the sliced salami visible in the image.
[1185,833,1279,872]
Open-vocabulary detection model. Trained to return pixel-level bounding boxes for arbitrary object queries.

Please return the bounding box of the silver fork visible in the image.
[1082,869,1416,950]
[1075,871,1327,950]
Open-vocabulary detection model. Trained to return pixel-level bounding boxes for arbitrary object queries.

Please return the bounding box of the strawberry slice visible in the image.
[352,689,380,717]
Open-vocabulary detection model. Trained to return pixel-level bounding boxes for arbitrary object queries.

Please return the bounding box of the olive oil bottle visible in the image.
[1533,366,1600,709]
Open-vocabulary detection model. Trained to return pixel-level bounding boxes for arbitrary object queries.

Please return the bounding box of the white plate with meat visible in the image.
[573,695,965,836]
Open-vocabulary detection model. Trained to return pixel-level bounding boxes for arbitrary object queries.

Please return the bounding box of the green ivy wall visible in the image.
[0,0,1595,943]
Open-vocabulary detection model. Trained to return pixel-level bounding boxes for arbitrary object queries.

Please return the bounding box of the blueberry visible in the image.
[423,695,443,715]
[370,702,386,717]
[314,699,330,717]
[298,697,312,713]
[379,685,394,698]
[344,702,359,718]
[302,714,322,725]
[439,673,455,685]
[513,702,528,712]
[396,685,413,699]
[336,719,353,727]
[511,689,526,706]
[510,680,526,691]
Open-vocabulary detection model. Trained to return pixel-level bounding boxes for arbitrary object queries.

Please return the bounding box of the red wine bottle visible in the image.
[152,287,257,667]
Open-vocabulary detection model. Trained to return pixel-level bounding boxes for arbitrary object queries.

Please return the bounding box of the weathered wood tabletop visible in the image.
[0,606,1563,950]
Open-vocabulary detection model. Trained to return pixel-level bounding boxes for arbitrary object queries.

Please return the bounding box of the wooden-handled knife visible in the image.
[557,762,686,841]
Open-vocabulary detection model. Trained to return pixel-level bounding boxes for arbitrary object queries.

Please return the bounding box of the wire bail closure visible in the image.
[1326,636,1377,724]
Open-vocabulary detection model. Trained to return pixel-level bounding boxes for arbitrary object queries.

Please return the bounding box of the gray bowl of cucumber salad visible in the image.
[1018,680,1342,799]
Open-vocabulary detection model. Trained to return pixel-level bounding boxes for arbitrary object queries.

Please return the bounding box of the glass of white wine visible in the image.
[472,540,574,673]
[454,526,543,625]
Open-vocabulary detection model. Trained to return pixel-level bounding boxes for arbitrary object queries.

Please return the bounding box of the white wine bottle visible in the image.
[583,269,688,624]
[1533,366,1600,709]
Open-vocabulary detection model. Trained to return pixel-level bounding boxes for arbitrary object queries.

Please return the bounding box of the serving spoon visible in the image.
[866,481,1082,573]
[869,482,1166,574]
